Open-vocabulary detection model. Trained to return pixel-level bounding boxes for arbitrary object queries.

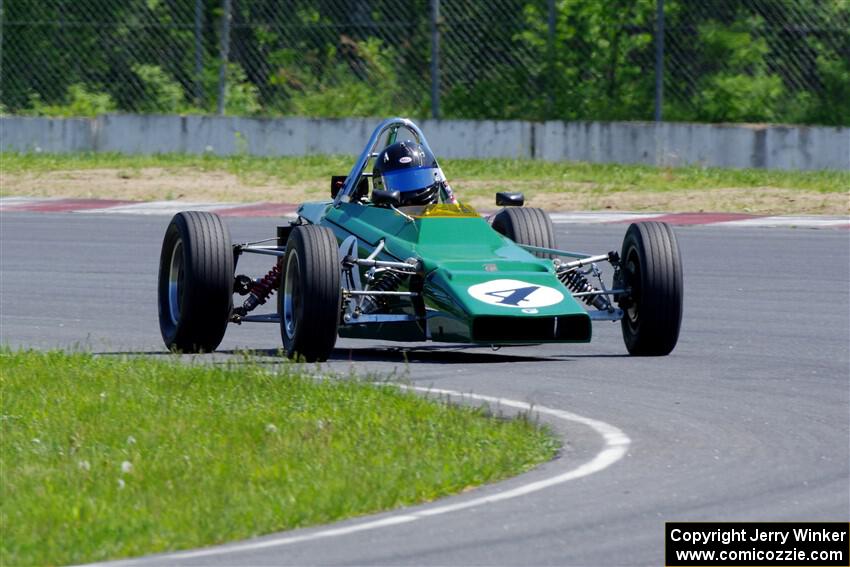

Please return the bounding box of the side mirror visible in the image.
[496,191,525,207]
[372,189,401,208]
[331,175,369,200]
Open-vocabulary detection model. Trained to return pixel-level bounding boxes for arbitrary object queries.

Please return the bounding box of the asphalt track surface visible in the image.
[1,212,848,566]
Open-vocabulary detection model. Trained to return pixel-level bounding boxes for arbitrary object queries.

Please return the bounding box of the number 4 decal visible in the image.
[483,286,540,306]
[468,279,564,309]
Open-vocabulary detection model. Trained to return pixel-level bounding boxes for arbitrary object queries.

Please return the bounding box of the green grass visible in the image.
[0,152,355,189]
[0,350,558,566]
[448,158,849,193]
[2,151,847,193]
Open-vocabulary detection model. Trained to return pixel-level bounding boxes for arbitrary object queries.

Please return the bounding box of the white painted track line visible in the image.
[93,386,630,566]
[721,215,849,228]
[0,196,45,204]
[82,201,240,215]
[548,212,660,224]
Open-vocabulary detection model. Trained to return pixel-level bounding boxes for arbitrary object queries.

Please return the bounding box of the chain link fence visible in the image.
[2,0,848,125]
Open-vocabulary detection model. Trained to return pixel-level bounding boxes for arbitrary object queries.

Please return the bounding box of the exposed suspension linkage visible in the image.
[359,270,404,314]
[231,263,281,322]
[559,269,614,311]
[555,251,627,318]
[339,236,420,324]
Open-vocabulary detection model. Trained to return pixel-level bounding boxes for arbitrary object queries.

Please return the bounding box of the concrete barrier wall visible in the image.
[1,117,97,153]
[2,114,847,170]
[534,121,850,170]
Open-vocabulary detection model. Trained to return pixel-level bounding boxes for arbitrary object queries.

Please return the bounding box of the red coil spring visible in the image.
[249,264,281,306]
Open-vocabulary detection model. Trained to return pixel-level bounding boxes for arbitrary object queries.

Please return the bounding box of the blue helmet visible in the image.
[373,141,442,206]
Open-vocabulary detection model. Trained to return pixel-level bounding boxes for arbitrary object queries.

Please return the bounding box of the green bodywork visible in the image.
[298,200,592,345]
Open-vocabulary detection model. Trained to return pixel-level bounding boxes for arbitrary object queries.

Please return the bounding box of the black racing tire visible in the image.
[158,211,233,353]
[618,222,683,356]
[491,207,557,258]
[279,225,341,362]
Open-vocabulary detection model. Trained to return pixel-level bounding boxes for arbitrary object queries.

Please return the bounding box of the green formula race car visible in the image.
[157,118,683,361]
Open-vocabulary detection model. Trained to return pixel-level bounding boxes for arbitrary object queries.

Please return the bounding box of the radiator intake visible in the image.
[471,314,591,343]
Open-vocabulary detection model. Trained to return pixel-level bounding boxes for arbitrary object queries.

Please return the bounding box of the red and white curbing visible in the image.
[0,197,298,218]
[1,197,847,229]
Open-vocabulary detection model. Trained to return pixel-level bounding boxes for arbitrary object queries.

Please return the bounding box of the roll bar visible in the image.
[332,118,444,207]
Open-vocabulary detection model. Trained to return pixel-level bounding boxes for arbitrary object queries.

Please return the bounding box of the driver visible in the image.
[372,141,456,206]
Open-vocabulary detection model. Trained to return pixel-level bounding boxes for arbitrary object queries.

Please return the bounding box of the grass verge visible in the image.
[0,350,558,566]
[2,152,847,214]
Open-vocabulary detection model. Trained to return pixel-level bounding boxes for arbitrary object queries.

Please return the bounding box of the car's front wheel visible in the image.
[279,225,341,362]
[157,211,233,353]
[490,207,556,258]
[617,222,683,356]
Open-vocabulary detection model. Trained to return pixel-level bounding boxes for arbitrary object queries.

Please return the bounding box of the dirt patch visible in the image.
[2,168,847,215]
[511,187,850,216]
[0,168,325,204]
[455,179,848,214]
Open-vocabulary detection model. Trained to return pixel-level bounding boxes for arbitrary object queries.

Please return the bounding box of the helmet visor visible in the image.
[380,167,441,192]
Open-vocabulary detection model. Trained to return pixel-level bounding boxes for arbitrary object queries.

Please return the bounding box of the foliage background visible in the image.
[1,0,848,125]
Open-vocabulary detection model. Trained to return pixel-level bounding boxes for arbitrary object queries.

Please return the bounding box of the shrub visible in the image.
[131,64,187,113]
[27,84,116,117]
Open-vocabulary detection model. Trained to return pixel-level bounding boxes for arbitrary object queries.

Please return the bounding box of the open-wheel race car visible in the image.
[158,118,683,361]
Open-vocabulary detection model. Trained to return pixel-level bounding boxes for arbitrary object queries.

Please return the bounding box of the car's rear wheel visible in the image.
[617,222,683,356]
[158,211,233,353]
[279,225,341,362]
[491,207,556,258]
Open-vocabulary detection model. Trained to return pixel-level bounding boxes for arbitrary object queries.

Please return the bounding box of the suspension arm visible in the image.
[555,252,619,271]
[343,290,419,297]
[342,256,418,272]
[554,251,622,314]
[571,289,627,298]
[234,245,287,258]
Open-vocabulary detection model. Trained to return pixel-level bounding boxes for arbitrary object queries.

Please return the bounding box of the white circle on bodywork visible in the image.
[467,279,564,308]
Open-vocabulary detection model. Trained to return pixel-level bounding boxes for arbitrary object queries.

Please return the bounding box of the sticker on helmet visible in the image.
[467,279,564,308]
[399,156,413,164]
